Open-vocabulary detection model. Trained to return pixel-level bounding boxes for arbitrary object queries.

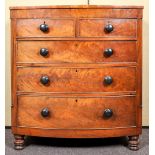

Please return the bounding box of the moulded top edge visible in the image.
[9,5,144,10]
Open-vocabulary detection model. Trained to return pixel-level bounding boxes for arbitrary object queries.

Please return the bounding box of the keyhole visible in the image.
[75,69,78,72]
[75,99,78,102]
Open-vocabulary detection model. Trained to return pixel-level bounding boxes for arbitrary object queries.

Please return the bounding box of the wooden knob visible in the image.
[40,48,49,57]
[104,48,113,57]
[41,108,49,117]
[103,109,113,118]
[104,76,113,85]
[40,76,50,85]
[105,24,114,33]
[40,23,49,32]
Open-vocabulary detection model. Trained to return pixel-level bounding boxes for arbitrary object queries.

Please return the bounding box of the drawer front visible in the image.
[16,19,75,37]
[17,67,136,93]
[79,19,137,38]
[11,8,142,19]
[17,41,137,63]
[17,96,136,129]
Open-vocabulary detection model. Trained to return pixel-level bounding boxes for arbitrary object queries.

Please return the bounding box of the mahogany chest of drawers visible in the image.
[10,5,143,150]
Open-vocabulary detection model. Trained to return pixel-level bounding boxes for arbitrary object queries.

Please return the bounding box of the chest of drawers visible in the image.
[10,5,143,151]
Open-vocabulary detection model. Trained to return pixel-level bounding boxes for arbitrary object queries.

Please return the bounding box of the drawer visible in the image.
[17,41,137,63]
[16,19,75,37]
[79,19,137,38]
[17,67,136,93]
[17,96,136,129]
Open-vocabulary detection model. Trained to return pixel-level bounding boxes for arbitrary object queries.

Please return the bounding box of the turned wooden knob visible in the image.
[104,76,113,85]
[41,108,49,117]
[104,24,114,33]
[103,109,113,118]
[40,23,49,32]
[104,48,113,57]
[40,48,49,57]
[40,76,50,85]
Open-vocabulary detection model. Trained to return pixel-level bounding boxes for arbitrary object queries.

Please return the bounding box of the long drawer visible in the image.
[17,67,136,93]
[17,41,137,63]
[17,95,136,129]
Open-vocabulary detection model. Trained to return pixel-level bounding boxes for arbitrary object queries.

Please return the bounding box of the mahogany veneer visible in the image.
[17,41,137,63]
[10,5,143,151]
[17,67,136,93]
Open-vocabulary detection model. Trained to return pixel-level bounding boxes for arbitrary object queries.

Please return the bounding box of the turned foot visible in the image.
[128,135,139,151]
[14,135,25,150]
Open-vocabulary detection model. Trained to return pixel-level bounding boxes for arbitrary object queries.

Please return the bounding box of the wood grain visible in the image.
[10,5,144,9]
[136,19,142,130]
[17,96,136,129]
[16,63,137,68]
[10,6,143,148]
[10,8,143,19]
[17,41,137,63]
[79,19,137,38]
[16,37,137,41]
[11,19,18,127]
[17,67,136,93]
[16,19,75,37]
[12,127,141,138]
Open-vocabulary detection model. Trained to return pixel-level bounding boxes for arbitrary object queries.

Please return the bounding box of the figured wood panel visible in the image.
[79,19,137,38]
[16,19,75,37]
[17,96,136,129]
[17,67,136,93]
[10,8,143,19]
[17,41,137,63]
[10,6,143,138]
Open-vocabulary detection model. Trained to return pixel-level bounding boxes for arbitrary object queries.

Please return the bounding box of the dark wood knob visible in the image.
[104,76,113,85]
[104,24,114,33]
[104,48,113,57]
[40,48,49,57]
[103,109,113,118]
[41,108,49,117]
[40,23,49,32]
[40,76,50,85]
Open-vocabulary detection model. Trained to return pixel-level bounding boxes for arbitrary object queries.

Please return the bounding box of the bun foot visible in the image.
[14,135,25,150]
[128,135,139,151]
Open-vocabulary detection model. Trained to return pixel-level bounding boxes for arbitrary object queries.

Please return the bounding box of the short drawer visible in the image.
[17,67,136,93]
[17,41,137,63]
[16,19,75,37]
[17,96,136,129]
[79,19,137,38]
